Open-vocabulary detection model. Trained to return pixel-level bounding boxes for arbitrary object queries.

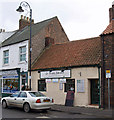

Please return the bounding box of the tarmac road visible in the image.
[0,103,112,119]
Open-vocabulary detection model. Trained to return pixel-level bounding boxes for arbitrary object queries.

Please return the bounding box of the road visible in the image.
[0,104,107,119]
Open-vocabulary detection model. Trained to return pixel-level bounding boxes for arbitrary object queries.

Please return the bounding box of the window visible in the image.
[38,80,46,91]
[3,79,18,93]
[19,46,26,62]
[64,79,75,92]
[19,92,27,97]
[3,50,9,64]
[10,91,20,97]
[29,92,45,97]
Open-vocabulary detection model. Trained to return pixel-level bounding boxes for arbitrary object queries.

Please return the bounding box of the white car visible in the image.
[1,91,54,112]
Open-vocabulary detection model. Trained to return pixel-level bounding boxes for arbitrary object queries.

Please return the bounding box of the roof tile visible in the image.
[32,37,102,70]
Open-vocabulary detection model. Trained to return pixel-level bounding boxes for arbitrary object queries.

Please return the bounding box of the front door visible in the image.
[91,79,99,104]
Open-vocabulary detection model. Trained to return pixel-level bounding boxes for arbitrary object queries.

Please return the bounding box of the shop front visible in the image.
[32,67,101,107]
[1,68,20,97]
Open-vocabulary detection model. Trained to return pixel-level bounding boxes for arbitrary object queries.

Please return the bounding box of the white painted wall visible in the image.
[0,40,28,72]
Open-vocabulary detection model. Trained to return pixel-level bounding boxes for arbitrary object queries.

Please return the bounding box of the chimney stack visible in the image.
[19,15,34,30]
[0,29,5,33]
[109,2,114,23]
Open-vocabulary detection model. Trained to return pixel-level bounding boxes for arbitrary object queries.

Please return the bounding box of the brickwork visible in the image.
[30,17,69,66]
[101,34,114,109]
[19,15,34,30]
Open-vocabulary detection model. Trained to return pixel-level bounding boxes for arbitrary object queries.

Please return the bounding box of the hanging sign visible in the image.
[106,70,111,78]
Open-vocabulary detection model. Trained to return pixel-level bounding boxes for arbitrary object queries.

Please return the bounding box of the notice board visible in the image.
[65,91,74,106]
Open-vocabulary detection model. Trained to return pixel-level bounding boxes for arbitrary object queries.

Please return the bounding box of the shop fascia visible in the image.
[40,69,71,83]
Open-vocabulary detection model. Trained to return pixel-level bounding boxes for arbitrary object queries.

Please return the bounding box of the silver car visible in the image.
[1,91,54,112]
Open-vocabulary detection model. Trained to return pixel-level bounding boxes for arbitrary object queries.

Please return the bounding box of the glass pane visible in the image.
[20,54,26,61]
[4,50,9,57]
[4,58,8,64]
[20,46,26,53]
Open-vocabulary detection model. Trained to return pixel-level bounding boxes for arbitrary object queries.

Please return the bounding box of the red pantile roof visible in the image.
[102,20,114,34]
[32,37,102,70]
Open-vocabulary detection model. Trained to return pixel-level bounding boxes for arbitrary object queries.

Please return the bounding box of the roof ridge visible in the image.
[33,16,57,26]
[51,36,100,47]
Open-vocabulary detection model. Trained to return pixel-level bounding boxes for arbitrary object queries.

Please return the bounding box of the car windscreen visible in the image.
[29,92,46,97]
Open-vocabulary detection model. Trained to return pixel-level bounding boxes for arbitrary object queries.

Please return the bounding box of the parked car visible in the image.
[1,91,54,112]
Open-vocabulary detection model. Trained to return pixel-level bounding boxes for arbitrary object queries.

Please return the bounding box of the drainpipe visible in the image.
[101,35,105,109]
[98,66,101,108]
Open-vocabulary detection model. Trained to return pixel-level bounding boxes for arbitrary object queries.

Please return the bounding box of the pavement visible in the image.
[51,104,113,118]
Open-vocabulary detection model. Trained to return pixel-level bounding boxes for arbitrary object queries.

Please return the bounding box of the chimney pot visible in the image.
[24,16,26,20]
[21,15,23,19]
[27,17,29,21]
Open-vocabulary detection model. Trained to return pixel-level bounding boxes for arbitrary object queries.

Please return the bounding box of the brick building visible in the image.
[31,3,114,109]
[100,3,114,109]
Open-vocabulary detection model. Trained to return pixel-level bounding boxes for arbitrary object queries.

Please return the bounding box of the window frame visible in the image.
[19,46,26,62]
[3,50,9,65]
[38,79,46,92]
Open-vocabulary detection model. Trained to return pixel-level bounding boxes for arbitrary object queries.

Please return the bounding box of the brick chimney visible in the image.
[109,2,114,23]
[19,15,34,30]
[0,29,5,33]
[45,37,54,47]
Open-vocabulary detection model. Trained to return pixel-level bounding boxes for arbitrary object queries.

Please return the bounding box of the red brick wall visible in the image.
[101,34,114,109]
[30,17,69,66]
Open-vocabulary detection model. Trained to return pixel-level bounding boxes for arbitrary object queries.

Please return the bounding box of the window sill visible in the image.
[18,61,27,64]
[2,64,9,67]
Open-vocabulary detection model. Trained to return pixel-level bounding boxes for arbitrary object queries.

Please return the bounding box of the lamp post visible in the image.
[16,1,32,90]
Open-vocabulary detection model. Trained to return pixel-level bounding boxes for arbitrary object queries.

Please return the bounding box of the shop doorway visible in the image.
[91,79,99,104]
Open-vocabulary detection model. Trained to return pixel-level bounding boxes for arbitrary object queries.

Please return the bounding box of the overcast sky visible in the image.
[0,0,113,40]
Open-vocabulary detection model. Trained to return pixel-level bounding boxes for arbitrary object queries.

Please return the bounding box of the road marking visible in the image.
[36,116,50,118]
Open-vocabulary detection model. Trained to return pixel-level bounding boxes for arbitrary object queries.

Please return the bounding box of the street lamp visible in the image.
[16,1,32,90]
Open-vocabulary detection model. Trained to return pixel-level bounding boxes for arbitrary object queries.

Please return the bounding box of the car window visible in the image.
[29,92,45,97]
[19,92,27,98]
[10,91,20,97]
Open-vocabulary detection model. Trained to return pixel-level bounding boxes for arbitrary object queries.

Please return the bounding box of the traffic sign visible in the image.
[106,70,111,78]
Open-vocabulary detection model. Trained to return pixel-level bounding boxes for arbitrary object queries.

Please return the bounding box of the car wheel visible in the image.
[23,103,30,113]
[2,100,7,108]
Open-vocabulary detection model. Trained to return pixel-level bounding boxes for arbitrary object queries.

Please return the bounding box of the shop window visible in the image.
[64,79,75,92]
[38,79,46,91]
[3,79,18,93]
[19,46,26,62]
[3,50,9,65]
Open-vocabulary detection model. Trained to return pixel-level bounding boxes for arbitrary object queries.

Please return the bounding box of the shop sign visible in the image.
[3,76,18,79]
[60,78,66,83]
[2,70,18,76]
[46,79,51,83]
[52,79,58,83]
[40,70,71,79]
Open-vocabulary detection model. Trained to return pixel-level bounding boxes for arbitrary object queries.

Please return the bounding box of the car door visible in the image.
[15,92,27,107]
[8,92,20,106]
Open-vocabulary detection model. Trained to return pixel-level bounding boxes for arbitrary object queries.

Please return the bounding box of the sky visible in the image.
[0,0,113,41]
